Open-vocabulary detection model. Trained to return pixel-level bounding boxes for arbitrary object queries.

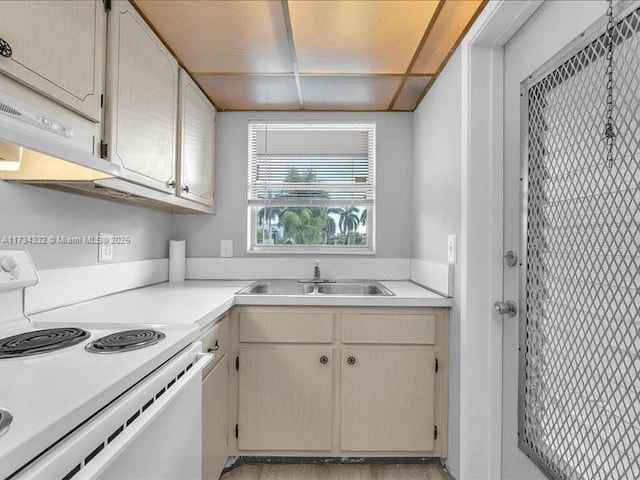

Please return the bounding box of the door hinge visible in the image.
[104,0,111,12]
[235,355,239,371]
[235,424,239,439]
[99,141,108,159]
[434,425,438,440]
[435,358,439,373]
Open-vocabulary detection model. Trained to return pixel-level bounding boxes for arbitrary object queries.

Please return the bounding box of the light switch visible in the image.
[220,239,233,258]
[447,235,456,264]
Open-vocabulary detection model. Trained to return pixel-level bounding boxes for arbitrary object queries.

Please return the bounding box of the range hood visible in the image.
[0,91,120,181]
[0,85,210,214]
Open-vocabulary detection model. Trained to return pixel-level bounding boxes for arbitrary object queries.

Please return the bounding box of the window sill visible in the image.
[247,246,376,256]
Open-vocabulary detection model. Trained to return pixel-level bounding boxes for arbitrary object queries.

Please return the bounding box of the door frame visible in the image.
[457,2,543,479]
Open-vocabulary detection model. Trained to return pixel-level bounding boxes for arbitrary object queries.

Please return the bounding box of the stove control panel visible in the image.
[0,250,38,291]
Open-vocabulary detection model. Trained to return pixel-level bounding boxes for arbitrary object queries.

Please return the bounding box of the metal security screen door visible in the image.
[519,3,640,480]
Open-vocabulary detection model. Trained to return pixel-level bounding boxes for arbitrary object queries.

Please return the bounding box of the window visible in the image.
[247,122,375,254]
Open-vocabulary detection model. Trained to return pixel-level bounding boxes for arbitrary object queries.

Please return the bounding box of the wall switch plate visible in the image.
[447,235,457,264]
[220,239,233,258]
[98,233,114,262]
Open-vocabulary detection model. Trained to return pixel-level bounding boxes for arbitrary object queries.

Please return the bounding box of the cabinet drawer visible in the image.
[201,316,229,373]
[341,313,435,344]
[239,311,334,343]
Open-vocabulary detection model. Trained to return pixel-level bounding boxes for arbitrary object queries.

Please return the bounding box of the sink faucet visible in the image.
[313,259,321,282]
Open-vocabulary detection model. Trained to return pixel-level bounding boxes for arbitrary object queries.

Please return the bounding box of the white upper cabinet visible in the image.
[0,0,106,122]
[178,70,216,208]
[104,0,178,193]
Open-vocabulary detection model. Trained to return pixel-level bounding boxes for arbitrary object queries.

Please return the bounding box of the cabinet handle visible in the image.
[182,185,190,193]
[0,38,11,58]
[166,180,176,189]
[347,356,356,365]
[207,340,220,353]
[320,355,328,365]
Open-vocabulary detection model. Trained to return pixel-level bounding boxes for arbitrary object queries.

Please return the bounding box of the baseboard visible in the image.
[222,456,444,475]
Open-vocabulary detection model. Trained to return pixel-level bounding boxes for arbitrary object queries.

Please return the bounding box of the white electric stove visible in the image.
[0,251,211,480]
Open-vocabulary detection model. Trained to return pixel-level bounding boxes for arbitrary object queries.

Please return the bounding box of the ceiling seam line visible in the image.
[388,0,446,111]
[281,0,304,109]
[413,0,490,110]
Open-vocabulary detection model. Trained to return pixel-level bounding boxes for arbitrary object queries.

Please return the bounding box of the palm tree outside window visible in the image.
[248,122,375,254]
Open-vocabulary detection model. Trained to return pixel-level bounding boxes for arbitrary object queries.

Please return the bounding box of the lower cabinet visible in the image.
[202,355,228,480]
[231,307,449,457]
[202,317,230,480]
[238,348,333,451]
[340,349,436,452]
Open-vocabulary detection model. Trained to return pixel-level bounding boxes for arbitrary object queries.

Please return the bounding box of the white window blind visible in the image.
[247,122,376,207]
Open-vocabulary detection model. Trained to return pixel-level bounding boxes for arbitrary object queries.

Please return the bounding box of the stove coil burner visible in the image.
[0,328,90,358]
[86,329,166,354]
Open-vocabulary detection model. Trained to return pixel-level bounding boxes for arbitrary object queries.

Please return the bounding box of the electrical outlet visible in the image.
[220,239,233,258]
[447,234,457,264]
[98,233,114,262]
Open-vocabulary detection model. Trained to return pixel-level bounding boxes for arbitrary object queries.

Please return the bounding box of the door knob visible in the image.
[494,300,517,316]
[504,250,518,267]
[347,356,356,365]
[320,355,328,365]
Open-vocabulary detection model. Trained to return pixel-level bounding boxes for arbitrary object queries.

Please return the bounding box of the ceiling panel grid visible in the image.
[133,0,487,111]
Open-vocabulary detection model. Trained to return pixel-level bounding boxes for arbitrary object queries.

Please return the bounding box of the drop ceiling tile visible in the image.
[392,76,432,111]
[193,75,300,110]
[412,0,485,75]
[289,0,439,74]
[300,76,403,110]
[133,0,292,73]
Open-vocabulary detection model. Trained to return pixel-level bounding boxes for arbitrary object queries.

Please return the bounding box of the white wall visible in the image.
[173,111,414,259]
[412,49,462,478]
[0,181,172,270]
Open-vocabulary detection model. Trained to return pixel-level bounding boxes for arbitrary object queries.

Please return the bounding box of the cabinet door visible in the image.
[0,0,105,121]
[238,348,333,451]
[341,349,436,451]
[105,0,178,193]
[178,70,215,207]
[203,356,228,480]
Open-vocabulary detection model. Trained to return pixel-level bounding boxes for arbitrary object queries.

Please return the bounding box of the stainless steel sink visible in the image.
[316,282,391,295]
[238,281,314,295]
[236,280,393,296]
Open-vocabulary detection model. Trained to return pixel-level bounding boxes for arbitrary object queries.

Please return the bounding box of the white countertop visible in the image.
[31,281,250,329]
[32,280,452,331]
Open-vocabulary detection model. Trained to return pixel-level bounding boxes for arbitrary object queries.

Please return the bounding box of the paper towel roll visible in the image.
[169,240,186,282]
